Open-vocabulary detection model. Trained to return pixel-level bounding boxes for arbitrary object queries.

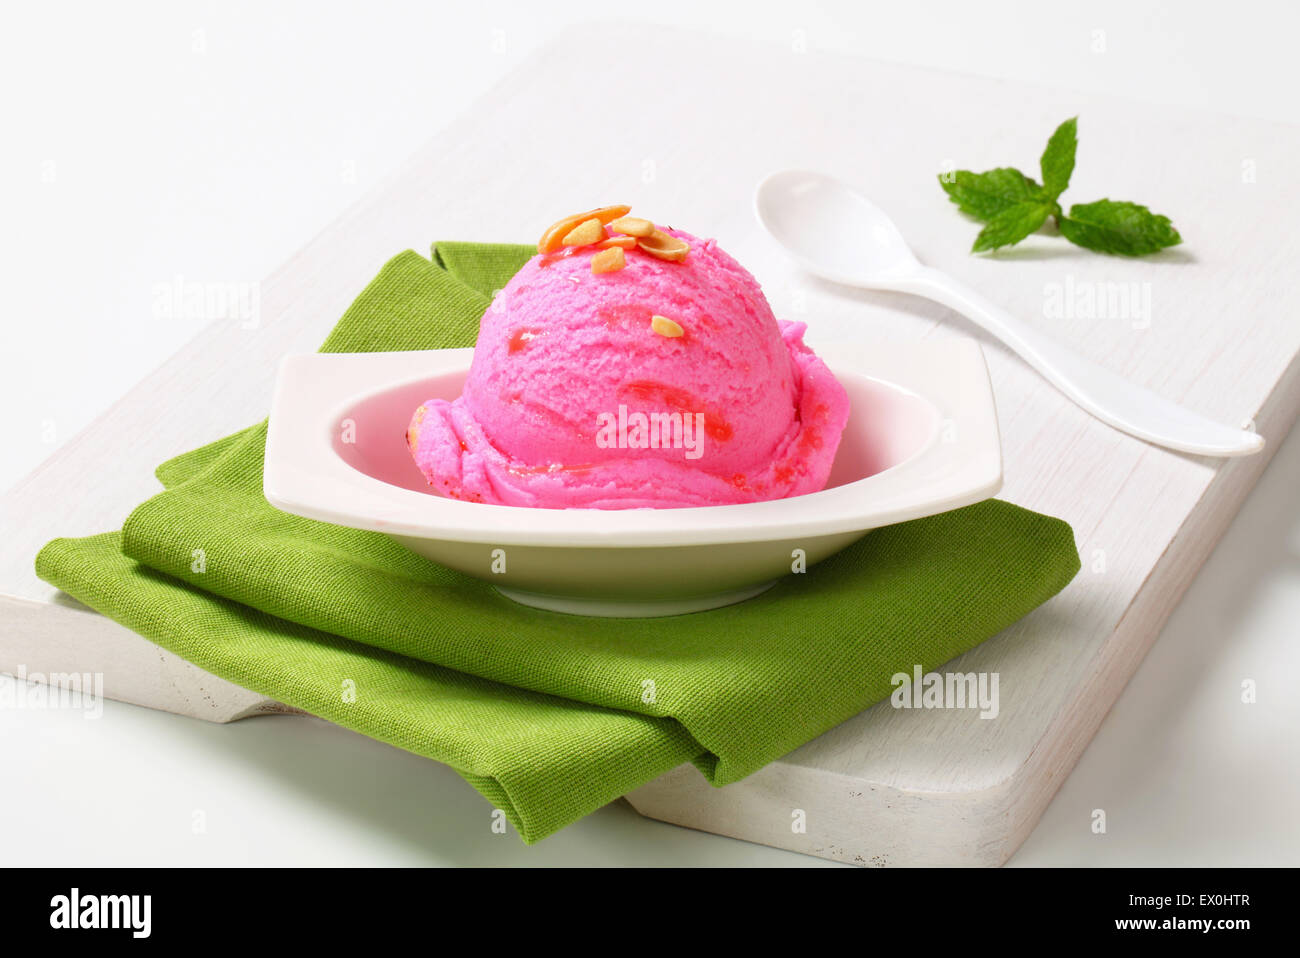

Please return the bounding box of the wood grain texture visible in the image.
[3,24,1298,865]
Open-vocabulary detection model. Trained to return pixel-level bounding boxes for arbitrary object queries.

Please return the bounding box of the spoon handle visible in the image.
[888,266,1263,458]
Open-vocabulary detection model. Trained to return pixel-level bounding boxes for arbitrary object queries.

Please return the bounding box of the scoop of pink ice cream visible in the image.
[407,227,849,509]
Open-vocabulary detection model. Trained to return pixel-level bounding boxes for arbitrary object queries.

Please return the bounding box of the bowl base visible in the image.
[494,580,778,618]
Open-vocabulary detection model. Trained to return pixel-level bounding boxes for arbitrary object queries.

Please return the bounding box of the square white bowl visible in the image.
[264,339,1001,616]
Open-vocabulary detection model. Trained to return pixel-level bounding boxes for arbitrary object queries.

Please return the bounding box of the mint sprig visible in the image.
[938,117,1182,257]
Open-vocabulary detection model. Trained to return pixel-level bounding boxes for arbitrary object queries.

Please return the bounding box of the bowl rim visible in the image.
[263,339,1002,548]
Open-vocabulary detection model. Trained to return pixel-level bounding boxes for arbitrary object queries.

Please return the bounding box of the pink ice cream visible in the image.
[406,219,849,509]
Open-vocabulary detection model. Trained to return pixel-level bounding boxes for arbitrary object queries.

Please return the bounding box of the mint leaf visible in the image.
[1039,117,1078,199]
[938,168,1042,221]
[939,115,1184,258]
[1057,199,1182,256]
[972,200,1055,252]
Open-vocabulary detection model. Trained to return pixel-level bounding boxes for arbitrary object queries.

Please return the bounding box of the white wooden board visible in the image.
[4,24,1299,866]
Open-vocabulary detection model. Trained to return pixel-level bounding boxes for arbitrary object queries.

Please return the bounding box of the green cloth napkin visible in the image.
[36,242,1081,843]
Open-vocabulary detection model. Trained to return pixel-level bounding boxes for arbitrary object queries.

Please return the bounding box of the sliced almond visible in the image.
[609,215,655,237]
[637,230,690,262]
[596,235,637,249]
[561,217,605,247]
[650,314,684,338]
[591,246,626,274]
[537,204,632,252]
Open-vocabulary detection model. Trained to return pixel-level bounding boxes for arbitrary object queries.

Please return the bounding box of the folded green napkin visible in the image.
[36,242,1080,843]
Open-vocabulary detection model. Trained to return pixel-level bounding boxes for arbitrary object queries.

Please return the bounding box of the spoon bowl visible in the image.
[756,170,919,281]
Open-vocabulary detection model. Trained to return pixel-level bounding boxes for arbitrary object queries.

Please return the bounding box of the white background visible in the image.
[2,0,1298,865]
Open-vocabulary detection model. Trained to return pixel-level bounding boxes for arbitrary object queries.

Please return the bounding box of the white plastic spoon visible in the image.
[755,170,1264,458]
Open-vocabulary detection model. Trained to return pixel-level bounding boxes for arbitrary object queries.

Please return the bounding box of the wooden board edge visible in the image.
[0,594,285,723]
